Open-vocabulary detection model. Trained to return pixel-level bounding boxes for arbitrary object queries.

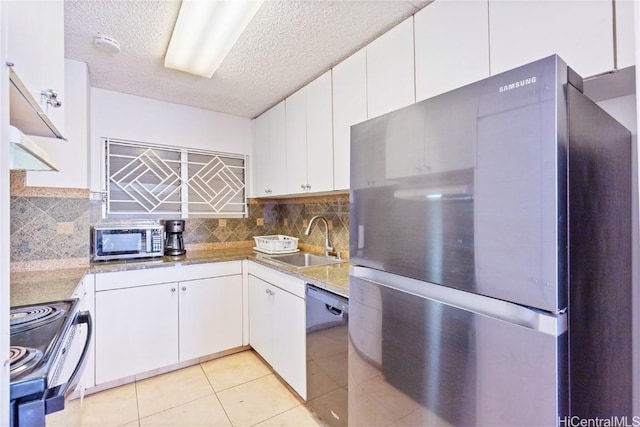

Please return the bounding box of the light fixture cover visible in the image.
[9,126,59,171]
[164,0,263,78]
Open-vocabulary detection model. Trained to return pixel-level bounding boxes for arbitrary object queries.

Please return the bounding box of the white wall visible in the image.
[90,88,253,192]
[27,59,90,188]
[598,95,638,133]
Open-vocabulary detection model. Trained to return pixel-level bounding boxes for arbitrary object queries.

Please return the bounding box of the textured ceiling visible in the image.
[64,0,430,119]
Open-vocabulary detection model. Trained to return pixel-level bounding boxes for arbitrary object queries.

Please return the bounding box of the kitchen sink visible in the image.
[268,252,343,268]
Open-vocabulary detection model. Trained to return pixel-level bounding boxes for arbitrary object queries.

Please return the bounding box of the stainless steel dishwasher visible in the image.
[306,284,349,427]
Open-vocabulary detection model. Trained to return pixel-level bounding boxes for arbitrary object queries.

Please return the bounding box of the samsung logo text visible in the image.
[499,76,537,93]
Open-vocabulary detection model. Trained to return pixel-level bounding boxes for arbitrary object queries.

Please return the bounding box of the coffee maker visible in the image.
[164,220,186,256]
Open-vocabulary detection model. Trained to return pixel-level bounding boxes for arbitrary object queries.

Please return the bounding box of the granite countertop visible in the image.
[11,268,89,306]
[11,248,350,306]
[251,252,350,297]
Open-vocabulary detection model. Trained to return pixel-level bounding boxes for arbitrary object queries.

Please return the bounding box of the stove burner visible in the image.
[9,346,42,375]
[10,346,26,363]
[10,305,64,332]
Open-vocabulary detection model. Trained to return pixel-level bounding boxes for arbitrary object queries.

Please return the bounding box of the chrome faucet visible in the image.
[304,215,335,257]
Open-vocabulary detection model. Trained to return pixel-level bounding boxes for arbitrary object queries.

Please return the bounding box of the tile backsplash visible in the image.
[181,194,349,255]
[9,172,350,272]
[11,195,91,263]
[277,194,350,255]
[10,172,91,272]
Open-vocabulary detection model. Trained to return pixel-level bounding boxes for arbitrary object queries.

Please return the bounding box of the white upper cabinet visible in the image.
[332,49,368,191]
[305,71,333,193]
[614,0,635,69]
[178,275,243,361]
[253,112,269,197]
[253,1,630,196]
[366,17,415,118]
[26,60,89,189]
[7,0,66,135]
[285,88,308,194]
[268,103,287,196]
[415,0,490,102]
[284,71,333,195]
[253,101,286,197]
[489,0,615,78]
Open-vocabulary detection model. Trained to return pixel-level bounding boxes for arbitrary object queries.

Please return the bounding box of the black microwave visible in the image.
[91,225,164,261]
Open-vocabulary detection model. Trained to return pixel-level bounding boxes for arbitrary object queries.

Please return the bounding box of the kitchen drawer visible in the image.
[248,261,305,298]
[95,261,242,291]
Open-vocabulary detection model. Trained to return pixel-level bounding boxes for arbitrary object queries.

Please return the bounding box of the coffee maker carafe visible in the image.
[164,220,186,256]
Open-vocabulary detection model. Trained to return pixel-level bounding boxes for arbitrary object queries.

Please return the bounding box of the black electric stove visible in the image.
[9,299,92,427]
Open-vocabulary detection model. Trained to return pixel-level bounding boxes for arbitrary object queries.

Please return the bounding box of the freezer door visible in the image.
[349,268,567,427]
[474,76,561,312]
[350,55,567,313]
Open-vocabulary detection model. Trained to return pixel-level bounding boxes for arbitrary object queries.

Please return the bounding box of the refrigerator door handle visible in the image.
[351,266,567,337]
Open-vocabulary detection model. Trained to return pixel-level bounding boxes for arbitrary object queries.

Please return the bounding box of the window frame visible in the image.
[102,137,248,219]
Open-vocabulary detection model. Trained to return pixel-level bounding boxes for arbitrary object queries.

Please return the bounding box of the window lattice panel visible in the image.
[106,139,247,218]
[187,153,246,215]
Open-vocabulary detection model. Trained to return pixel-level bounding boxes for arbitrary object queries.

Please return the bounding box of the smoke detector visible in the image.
[94,35,121,53]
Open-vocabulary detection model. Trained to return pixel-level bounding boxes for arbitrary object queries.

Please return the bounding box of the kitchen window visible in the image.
[103,138,247,218]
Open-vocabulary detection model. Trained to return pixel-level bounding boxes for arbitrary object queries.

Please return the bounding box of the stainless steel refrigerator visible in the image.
[348,55,632,426]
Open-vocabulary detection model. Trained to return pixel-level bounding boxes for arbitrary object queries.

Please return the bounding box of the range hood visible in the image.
[9,66,65,140]
[9,126,59,171]
[7,65,63,171]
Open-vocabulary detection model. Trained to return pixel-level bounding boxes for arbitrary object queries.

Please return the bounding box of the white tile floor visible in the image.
[46,350,324,427]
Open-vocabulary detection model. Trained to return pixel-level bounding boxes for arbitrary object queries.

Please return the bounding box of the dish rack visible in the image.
[253,235,299,254]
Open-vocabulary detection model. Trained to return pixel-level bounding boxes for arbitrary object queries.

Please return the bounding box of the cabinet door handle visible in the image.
[265,289,275,296]
[171,287,176,292]
[181,286,187,291]
[41,89,62,108]
[306,184,311,190]
[301,184,306,190]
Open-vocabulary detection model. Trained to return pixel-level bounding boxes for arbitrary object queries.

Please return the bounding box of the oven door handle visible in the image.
[44,310,93,415]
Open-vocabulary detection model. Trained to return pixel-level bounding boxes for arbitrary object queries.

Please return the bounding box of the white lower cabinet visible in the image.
[248,275,273,361]
[248,262,306,399]
[179,275,243,361]
[94,261,243,385]
[271,284,306,398]
[95,282,179,384]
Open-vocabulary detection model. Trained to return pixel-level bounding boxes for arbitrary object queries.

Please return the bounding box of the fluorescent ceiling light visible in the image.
[165,0,263,78]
